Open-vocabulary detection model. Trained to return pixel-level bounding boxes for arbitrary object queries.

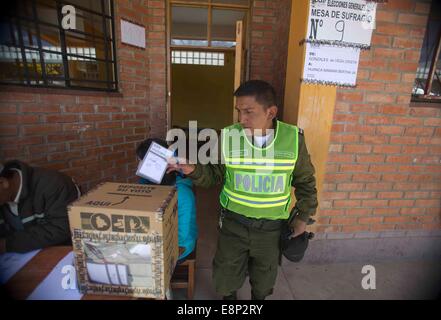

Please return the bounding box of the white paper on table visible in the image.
[0,250,40,285]
[27,251,83,300]
[87,262,129,286]
[136,142,174,184]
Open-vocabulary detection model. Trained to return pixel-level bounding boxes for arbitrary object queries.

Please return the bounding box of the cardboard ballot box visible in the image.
[68,182,178,299]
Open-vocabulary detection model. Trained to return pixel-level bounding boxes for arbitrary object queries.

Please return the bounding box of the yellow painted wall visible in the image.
[171,51,235,130]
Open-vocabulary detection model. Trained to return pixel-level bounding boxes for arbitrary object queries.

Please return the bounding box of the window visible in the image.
[170,0,249,48]
[412,0,441,102]
[172,50,225,66]
[0,0,117,91]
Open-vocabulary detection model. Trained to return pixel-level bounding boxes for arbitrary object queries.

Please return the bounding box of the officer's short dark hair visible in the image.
[136,138,176,186]
[233,80,277,109]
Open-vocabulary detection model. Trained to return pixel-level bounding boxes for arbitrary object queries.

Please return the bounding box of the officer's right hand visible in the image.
[166,157,196,175]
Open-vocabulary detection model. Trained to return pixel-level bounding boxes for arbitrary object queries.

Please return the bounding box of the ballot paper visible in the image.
[136,142,174,184]
[87,262,129,286]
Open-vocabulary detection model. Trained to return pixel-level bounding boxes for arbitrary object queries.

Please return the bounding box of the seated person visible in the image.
[0,160,80,253]
[136,139,198,263]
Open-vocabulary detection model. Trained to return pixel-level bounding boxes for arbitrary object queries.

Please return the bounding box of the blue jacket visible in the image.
[139,175,197,260]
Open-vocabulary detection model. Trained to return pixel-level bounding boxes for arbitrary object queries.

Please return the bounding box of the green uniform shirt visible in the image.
[188,121,318,222]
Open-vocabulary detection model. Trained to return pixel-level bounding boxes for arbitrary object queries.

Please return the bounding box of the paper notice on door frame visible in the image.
[305,0,377,49]
[302,42,360,87]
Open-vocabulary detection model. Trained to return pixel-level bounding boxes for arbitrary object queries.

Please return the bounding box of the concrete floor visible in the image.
[173,187,441,300]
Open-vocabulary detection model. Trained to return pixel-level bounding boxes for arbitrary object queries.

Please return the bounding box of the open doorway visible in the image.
[167,0,250,131]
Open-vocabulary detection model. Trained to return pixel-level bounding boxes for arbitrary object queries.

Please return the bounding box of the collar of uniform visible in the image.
[9,168,23,205]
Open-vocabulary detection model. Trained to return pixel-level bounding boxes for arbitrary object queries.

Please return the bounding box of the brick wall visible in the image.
[319,0,441,233]
[250,0,292,110]
[0,0,167,192]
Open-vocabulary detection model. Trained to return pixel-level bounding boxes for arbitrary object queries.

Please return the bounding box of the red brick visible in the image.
[389,199,415,207]
[393,117,423,126]
[330,217,358,225]
[365,93,396,103]
[378,105,409,115]
[385,155,413,163]
[373,48,405,59]
[46,115,80,123]
[369,165,398,173]
[356,155,385,163]
[373,145,401,153]
[327,154,354,163]
[404,127,434,137]
[415,199,441,208]
[349,192,377,199]
[376,126,404,135]
[397,13,428,26]
[361,135,389,144]
[336,91,364,102]
[384,216,415,224]
[390,136,417,145]
[358,217,384,224]
[410,108,439,117]
[330,134,360,143]
[385,0,414,11]
[424,118,441,126]
[364,116,394,125]
[362,200,389,207]
[404,191,430,199]
[344,144,372,154]
[0,126,18,136]
[340,164,369,172]
[393,37,423,49]
[352,173,381,182]
[324,173,352,183]
[365,182,394,191]
[373,208,400,215]
[351,104,377,114]
[342,225,370,232]
[400,208,425,215]
[401,146,429,154]
[346,208,373,216]
[376,22,409,36]
[23,124,62,135]
[333,200,361,208]
[378,191,403,199]
[415,2,431,14]
[419,137,441,145]
[337,183,364,191]
[0,115,40,125]
[371,71,400,82]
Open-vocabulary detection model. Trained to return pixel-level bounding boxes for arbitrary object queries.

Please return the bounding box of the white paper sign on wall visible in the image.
[306,0,377,48]
[302,43,360,87]
[121,19,146,49]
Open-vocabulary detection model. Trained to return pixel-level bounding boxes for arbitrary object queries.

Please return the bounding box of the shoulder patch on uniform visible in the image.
[298,128,304,135]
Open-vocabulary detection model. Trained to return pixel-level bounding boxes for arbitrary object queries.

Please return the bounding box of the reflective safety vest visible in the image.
[220,120,299,220]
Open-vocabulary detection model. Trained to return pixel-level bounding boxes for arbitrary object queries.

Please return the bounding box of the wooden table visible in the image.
[3,246,136,300]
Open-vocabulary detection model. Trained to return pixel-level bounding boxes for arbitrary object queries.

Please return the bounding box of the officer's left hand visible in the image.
[290,219,307,238]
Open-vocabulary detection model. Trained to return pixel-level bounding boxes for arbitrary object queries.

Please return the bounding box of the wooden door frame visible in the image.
[166,0,251,131]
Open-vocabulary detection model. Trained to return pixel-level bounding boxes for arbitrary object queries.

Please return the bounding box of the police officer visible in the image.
[168,80,318,300]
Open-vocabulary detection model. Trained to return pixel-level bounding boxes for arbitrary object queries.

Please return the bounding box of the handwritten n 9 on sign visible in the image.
[121,19,146,49]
